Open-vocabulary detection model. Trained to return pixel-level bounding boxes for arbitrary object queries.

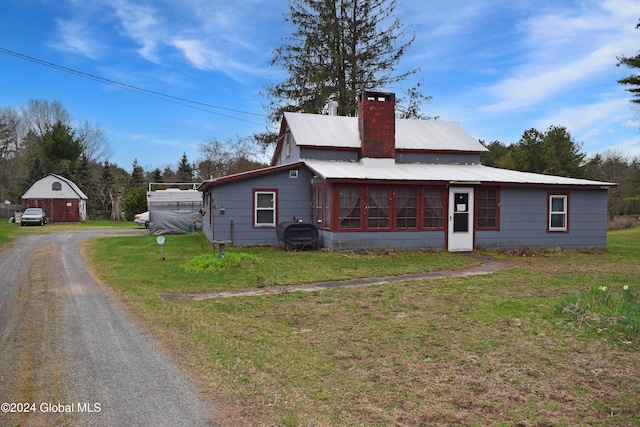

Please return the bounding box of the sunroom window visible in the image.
[477,188,499,230]
[396,187,417,229]
[367,187,389,229]
[423,187,445,229]
[339,186,361,229]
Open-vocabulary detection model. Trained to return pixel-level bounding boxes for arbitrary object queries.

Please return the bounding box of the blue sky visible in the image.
[1,0,639,172]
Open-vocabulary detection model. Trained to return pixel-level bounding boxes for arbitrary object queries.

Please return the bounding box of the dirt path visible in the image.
[160,254,512,300]
[0,230,218,426]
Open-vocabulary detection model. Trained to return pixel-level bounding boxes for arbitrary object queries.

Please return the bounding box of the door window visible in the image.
[453,192,469,232]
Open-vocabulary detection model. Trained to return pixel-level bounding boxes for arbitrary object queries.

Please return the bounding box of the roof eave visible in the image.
[198,161,306,192]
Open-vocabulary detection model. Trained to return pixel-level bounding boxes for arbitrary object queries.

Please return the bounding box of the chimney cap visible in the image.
[359,91,395,102]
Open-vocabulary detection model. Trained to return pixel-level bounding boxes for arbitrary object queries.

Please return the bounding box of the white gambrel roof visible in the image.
[283,112,488,152]
[304,159,615,187]
[21,173,88,199]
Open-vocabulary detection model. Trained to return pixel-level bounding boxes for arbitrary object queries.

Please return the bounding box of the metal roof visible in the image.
[283,112,488,152]
[304,159,615,187]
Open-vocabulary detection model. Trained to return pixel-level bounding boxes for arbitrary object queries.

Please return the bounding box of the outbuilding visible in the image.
[21,173,88,223]
[199,91,615,251]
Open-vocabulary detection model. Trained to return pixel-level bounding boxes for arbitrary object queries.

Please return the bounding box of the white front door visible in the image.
[448,187,474,252]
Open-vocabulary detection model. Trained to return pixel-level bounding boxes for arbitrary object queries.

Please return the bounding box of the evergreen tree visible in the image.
[27,155,46,184]
[480,140,510,167]
[122,186,147,221]
[479,126,586,178]
[130,158,145,188]
[265,0,421,123]
[98,160,114,219]
[40,120,83,174]
[176,153,194,182]
[150,168,163,183]
[75,154,91,191]
[617,20,640,106]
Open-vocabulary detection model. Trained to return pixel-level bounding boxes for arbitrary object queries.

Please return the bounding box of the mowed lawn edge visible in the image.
[84,227,640,426]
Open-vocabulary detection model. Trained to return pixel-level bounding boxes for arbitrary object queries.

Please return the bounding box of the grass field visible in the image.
[2,220,639,425]
[0,219,138,247]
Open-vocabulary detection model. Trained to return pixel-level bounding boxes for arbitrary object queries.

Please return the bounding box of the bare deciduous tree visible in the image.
[76,120,114,163]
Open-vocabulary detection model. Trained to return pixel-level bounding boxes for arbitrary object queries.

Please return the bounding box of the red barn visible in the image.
[21,173,88,223]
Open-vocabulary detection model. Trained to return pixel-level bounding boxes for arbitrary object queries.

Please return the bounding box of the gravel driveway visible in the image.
[0,229,218,426]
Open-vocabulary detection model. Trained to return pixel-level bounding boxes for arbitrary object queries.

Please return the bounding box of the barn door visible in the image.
[448,188,474,252]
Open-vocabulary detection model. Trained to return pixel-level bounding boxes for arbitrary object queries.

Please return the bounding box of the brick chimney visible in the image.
[358,91,396,159]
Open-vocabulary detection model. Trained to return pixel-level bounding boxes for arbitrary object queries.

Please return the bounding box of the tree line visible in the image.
[481,126,640,218]
[0,99,267,220]
[2,3,638,221]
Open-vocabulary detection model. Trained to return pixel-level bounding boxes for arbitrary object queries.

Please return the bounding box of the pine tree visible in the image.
[617,20,640,106]
[130,158,145,188]
[177,153,194,182]
[265,0,421,121]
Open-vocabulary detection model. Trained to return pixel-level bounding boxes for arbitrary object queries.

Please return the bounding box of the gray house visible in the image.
[199,91,615,251]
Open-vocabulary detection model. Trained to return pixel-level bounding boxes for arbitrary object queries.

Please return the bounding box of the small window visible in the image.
[52,182,62,191]
[289,169,299,179]
[254,190,277,227]
[285,133,291,157]
[548,194,568,232]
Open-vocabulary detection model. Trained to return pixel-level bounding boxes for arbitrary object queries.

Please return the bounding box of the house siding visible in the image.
[319,230,445,250]
[202,179,610,250]
[396,152,481,164]
[475,187,609,250]
[299,148,359,162]
[204,168,313,246]
[276,134,302,164]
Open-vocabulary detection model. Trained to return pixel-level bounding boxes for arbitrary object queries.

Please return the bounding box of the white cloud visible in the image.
[481,0,640,114]
[53,19,103,59]
[170,38,269,79]
[534,97,629,135]
[110,0,164,62]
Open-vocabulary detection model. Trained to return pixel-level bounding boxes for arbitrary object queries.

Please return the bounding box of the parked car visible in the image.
[21,208,47,226]
[134,211,149,228]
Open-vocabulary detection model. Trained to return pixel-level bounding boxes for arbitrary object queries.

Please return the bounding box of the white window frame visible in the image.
[548,194,568,232]
[254,190,277,227]
[284,132,291,157]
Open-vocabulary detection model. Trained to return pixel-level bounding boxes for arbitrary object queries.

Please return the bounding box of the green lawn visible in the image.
[85,226,640,426]
[2,219,639,426]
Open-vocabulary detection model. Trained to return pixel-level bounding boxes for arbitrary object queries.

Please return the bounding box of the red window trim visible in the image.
[366,185,392,231]
[395,186,419,230]
[334,184,364,231]
[330,184,447,232]
[475,187,501,231]
[252,188,278,228]
[422,186,446,231]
